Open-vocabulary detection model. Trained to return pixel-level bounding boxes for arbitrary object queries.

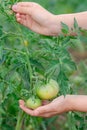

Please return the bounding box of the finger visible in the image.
[16,13,21,21]
[19,100,54,114]
[34,103,56,115]
[16,13,26,20]
[16,17,28,27]
[39,112,57,118]
[20,104,57,118]
[16,17,21,23]
[19,105,34,116]
[16,2,35,7]
[19,100,38,116]
[15,14,27,25]
[19,99,25,105]
[19,100,57,117]
[42,100,50,105]
[12,4,32,14]
[16,13,20,18]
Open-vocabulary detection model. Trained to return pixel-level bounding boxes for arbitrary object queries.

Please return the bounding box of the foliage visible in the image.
[0,0,87,130]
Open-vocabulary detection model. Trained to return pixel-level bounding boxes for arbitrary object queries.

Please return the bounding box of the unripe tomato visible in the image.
[26,96,42,109]
[36,79,59,100]
[72,76,84,86]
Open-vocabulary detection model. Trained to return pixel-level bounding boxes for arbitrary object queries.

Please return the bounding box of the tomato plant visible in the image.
[0,0,87,130]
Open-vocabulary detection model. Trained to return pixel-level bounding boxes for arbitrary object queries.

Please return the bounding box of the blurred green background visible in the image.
[27,0,87,13]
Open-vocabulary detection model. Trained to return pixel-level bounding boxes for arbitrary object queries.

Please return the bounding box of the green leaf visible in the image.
[62,59,77,70]
[57,70,69,95]
[45,60,59,76]
[0,46,3,60]
[0,25,3,36]
[61,22,69,34]
[74,18,79,30]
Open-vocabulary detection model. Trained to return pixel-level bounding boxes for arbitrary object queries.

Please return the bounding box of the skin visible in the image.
[12,2,87,117]
[12,2,87,36]
[19,95,87,118]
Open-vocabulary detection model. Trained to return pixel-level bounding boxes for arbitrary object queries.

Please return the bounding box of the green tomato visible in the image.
[72,76,84,86]
[36,79,59,100]
[26,97,42,109]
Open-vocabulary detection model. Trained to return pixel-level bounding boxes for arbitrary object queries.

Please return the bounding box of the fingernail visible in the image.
[12,5,17,11]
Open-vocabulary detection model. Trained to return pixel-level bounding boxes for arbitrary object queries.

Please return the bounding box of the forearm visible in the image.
[66,95,87,112]
[53,11,87,35]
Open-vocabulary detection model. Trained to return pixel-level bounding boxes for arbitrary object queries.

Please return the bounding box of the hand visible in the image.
[12,2,59,36]
[19,95,70,118]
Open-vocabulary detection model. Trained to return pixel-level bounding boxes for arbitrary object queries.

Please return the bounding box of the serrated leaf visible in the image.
[62,59,77,70]
[45,60,59,75]
[30,58,44,71]
[61,22,69,34]
[74,18,79,30]
[57,70,69,95]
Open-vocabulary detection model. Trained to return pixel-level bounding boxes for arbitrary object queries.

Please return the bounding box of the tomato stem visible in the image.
[3,47,26,55]
[25,46,33,88]
[15,110,25,130]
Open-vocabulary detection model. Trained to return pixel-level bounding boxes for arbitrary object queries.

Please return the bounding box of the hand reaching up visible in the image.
[12,2,59,36]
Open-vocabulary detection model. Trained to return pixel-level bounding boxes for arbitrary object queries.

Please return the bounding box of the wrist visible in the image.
[48,14,61,36]
[51,13,77,36]
[52,12,87,36]
[52,14,73,36]
[64,95,74,112]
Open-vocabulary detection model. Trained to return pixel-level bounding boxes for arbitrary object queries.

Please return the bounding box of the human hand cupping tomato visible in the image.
[19,79,70,118]
[19,95,87,117]
[19,95,70,118]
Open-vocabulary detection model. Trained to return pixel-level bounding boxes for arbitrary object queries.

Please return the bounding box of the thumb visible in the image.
[12,4,32,15]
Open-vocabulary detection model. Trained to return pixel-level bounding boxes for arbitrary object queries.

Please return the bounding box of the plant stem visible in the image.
[4,47,26,55]
[19,35,33,89]
[25,46,33,88]
[15,111,25,130]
